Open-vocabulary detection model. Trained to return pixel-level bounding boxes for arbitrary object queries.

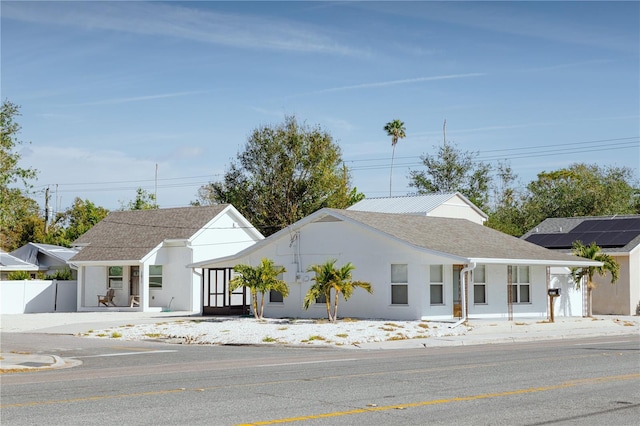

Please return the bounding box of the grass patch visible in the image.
[412,335,428,339]
[262,336,276,343]
[277,326,289,331]
[335,333,349,338]
[384,322,402,328]
[340,317,360,322]
[87,329,94,333]
[386,333,409,341]
[623,321,635,327]
[97,333,107,337]
[307,335,326,341]
[379,326,396,332]
[418,323,430,329]
[514,322,527,326]
[111,331,122,338]
[144,333,163,338]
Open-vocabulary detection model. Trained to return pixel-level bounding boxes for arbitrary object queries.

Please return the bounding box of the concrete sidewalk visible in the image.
[1,312,638,372]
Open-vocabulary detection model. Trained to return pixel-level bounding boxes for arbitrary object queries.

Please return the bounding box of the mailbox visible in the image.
[548,288,561,296]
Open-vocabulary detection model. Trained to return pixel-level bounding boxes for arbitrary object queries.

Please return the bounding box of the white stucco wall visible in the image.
[549,267,584,317]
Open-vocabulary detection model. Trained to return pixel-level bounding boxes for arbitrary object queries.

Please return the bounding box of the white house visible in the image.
[69,205,263,313]
[523,215,640,316]
[190,208,599,321]
[347,192,488,225]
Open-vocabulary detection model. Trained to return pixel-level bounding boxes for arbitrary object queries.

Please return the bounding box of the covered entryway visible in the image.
[202,268,249,315]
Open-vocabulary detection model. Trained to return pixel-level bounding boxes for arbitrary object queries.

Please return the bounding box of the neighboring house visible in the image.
[347,192,488,225]
[523,215,640,316]
[0,250,39,280]
[190,208,598,321]
[69,205,263,313]
[10,243,78,278]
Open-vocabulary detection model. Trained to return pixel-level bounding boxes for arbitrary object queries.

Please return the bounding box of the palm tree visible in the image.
[571,241,619,317]
[230,258,288,319]
[384,119,406,196]
[303,259,373,322]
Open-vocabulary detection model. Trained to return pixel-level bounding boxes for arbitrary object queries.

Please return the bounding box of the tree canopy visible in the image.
[195,115,362,236]
[1,100,39,250]
[488,163,639,236]
[409,140,492,211]
[120,188,159,210]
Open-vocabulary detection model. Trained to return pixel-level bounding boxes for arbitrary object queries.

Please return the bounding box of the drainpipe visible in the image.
[451,262,476,328]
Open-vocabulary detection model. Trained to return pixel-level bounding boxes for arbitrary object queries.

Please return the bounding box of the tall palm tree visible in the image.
[230,258,288,319]
[384,119,406,196]
[303,259,372,322]
[571,241,619,317]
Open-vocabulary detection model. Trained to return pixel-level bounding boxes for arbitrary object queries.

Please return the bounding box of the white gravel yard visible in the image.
[79,317,469,347]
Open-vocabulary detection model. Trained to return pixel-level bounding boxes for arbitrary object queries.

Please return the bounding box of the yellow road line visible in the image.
[237,373,640,426]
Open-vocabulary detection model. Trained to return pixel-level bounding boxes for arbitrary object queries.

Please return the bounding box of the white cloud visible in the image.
[3,1,359,55]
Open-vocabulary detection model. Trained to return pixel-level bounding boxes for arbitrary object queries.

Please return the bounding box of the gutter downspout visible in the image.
[451,262,476,328]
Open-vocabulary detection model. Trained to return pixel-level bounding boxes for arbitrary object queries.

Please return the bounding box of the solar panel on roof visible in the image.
[573,218,640,233]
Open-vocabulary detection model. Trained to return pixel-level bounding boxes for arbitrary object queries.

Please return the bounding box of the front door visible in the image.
[202,268,249,315]
[129,266,140,307]
[453,265,463,318]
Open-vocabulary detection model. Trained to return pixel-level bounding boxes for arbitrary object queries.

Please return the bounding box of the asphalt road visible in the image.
[1,333,639,425]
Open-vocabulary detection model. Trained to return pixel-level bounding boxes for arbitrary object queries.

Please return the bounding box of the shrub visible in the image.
[7,270,31,280]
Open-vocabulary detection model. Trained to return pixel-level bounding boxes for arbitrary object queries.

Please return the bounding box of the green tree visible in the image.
[229,258,288,319]
[47,198,110,246]
[521,163,637,235]
[409,140,492,211]
[195,115,362,236]
[303,259,372,322]
[1,100,38,250]
[384,119,406,196]
[571,241,620,317]
[120,187,158,210]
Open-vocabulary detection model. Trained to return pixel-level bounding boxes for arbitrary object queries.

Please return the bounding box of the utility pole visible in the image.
[44,186,50,233]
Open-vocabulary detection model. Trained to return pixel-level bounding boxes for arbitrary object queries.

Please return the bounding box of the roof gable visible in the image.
[70,205,230,262]
[347,192,487,219]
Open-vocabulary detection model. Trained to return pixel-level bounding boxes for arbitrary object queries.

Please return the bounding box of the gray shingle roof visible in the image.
[330,209,592,264]
[70,205,229,262]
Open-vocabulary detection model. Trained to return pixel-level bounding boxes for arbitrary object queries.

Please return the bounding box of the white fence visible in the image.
[0,280,77,314]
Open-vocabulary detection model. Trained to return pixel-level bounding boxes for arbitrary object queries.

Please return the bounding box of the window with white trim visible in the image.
[108,266,123,289]
[430,264,444,305]
[149,265,163,289]
[391,264,408,305]
[510,266,530,303]
[473,265,486,304]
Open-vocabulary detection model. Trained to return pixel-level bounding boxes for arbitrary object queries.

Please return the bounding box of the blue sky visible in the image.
[3,1,639,213]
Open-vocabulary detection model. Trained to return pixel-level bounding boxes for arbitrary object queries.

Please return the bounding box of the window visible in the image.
[473,265,486,304]
[315,294,327,304]
[391,264,408,305]
[430,264,444,305]
[269,290,283,303]
[149,265,163,289]
[108,266,123,289]
[269,266,285,303]
[510,266,530,303]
